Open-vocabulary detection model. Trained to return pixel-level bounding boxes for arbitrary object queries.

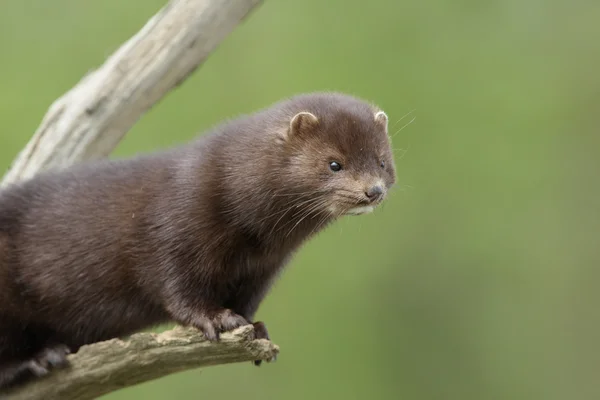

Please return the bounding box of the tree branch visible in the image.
[1,0,276,398]
[2,326,279,400]
[1,0,263,187]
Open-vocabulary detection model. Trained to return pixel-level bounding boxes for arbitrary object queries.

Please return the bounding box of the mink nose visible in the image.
[365,185,384,201]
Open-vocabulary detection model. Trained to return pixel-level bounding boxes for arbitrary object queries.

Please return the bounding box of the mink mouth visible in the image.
[345,205,375,215]
[332,191,384,216]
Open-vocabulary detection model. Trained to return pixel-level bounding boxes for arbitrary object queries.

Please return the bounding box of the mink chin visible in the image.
[0,92,396,389]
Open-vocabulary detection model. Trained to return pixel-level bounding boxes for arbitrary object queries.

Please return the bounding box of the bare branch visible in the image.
[1,0,263,187]
[3,326,279,400]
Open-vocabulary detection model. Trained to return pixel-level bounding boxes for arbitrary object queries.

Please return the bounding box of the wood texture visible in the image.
[2,326,279,400]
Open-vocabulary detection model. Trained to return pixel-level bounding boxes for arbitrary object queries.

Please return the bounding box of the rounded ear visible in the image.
[290,111,319,136]
[277,111,319,143]
[374,111,388,132]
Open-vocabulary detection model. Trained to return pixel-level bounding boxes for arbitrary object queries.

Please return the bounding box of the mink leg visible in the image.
[0,318,71,390]
[0,360,35,390]
[225,277,278,366]
[0,344,71,390]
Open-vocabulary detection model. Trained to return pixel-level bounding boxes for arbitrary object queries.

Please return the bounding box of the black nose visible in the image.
[365,185,384,201]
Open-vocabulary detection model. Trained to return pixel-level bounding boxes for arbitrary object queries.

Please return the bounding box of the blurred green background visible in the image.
[2,0,599,399]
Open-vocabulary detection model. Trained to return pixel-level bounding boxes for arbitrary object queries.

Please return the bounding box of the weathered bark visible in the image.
[1,1,277,399]
[2,326,279,400]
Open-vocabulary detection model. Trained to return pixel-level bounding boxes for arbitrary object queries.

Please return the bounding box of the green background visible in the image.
[1,0,599,399]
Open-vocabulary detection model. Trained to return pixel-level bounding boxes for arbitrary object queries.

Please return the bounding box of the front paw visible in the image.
[251,321,277,366]
[214,309,249,332]
[28,343,72,376]
[192,309,249,342]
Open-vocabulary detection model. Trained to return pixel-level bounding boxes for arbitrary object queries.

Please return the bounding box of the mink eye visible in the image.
[380,160,385,169]
[329,161,342,172]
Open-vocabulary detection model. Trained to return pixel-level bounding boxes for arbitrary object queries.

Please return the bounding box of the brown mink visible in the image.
[0,92,396,389]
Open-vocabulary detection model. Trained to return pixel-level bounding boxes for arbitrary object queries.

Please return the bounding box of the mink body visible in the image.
[0,92,396,388]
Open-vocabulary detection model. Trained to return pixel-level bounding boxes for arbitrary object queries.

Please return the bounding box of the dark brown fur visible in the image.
[0,92,396,388]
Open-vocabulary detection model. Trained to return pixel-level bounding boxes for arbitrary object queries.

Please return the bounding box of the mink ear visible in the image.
[374,111,388,133]
[289,111,319,136]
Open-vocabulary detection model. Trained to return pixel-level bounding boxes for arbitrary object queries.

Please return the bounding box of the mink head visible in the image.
[276,93,397,218]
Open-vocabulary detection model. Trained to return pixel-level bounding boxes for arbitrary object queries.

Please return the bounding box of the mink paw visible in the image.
[251,321,277,366]
[0,344,71,389]
[214,309,250,332]
[34,344,71,371]
[26,343,71,377]
[193,309,249,342]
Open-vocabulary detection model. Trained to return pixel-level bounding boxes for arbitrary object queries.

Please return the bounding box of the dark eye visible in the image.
[380,160,385,169]
[329,161,342,172]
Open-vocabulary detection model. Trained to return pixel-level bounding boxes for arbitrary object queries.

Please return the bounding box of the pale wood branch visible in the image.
[1,0,263,187]
[2,326,279,400]
[0,0,276,399]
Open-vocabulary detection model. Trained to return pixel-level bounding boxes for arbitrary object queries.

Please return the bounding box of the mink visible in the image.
[0,92,396,389]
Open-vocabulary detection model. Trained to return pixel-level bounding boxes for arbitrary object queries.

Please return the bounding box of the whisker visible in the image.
[333,191,365,203]
[269,196,325,236]
[393,145,410,161]
[315,215,331,237]
[257,194,324,225]
[266,204,297,234]
[334,196,363,205]
[285,208,320,238]
[392,116,416,138]
[275,196,325,228]
[389,183,414,193]
[307,208,333,238]
[333,189,362,197]
[271,188,328,198]
[282,198,330,238]
[391,109,416,129]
